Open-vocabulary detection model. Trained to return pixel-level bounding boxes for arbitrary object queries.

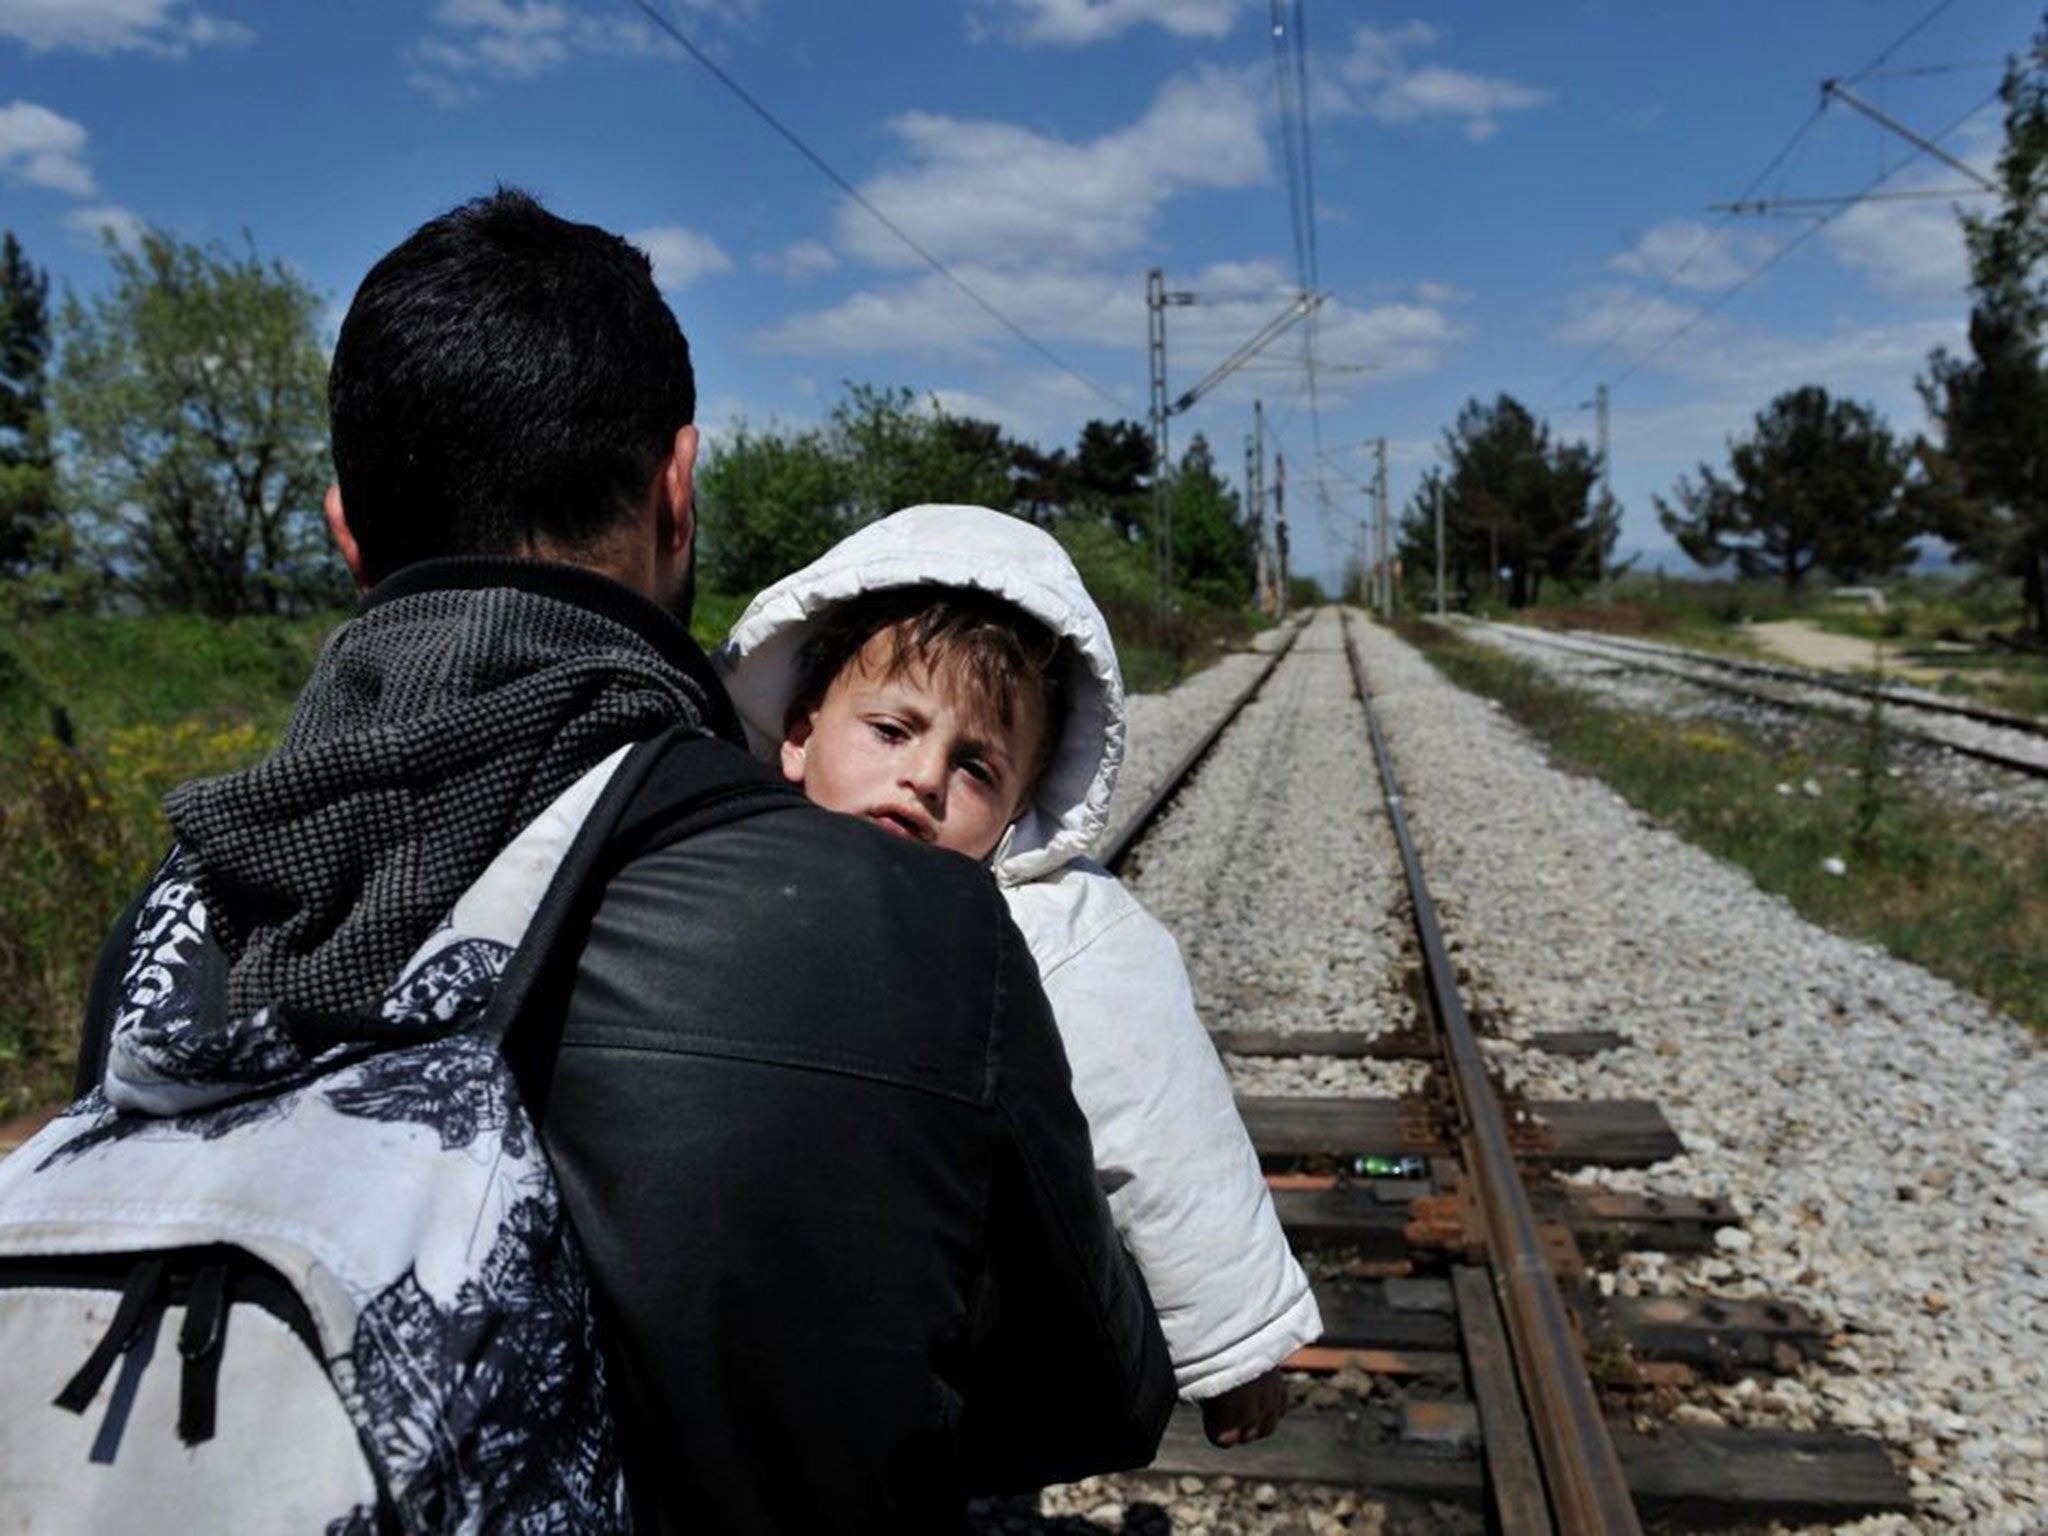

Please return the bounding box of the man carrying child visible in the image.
[52,190,1174,1532]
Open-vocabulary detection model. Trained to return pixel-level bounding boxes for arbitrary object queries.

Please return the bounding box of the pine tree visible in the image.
[1917,22,2048,638]
[0,231,57,575]
[1168,434,1254,605]
[1656,386,1917,594]
[1400,396,1603,609]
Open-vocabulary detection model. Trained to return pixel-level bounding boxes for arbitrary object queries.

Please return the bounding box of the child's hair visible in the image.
[789,585,1068,789]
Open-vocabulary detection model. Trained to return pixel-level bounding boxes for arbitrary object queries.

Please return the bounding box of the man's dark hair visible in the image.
[328,187,695,584]
[790,585,1069,790]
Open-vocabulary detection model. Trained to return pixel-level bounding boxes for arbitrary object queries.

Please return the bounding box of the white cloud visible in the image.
[1414,280,1471,307]
[1608,219,1777,293]
[754,267,1105,362]
[977,0,1247,46]
[628,225,733,291]
[838,66,1269,270]
[754,239,840,282]
[0,0,250,56]
[1557,279,1959,430]
[1553,281,1712,353]
[1823,181,1980,305]
[64,202,144,248]
[693,391,756,445]
[1681,318,1962,410]
[405,0,753,101]
[754,255,1462,399]
[0,100,95,196]
[1330,22,1549,141]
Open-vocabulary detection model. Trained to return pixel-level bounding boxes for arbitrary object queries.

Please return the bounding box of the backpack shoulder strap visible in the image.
[491,724,804,1124]
[73,882,150,1099]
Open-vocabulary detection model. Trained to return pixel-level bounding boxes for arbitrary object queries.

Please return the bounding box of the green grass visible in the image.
[1399,619,2047,1036]
[0,611,334,744]
[0,613,334,1121]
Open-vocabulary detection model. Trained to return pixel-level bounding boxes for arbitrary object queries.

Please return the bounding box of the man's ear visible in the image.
[324,484,369,591]
[779,711,814,787]
[659,424,699,559]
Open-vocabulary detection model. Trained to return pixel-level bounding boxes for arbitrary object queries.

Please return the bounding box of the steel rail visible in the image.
[1483,623,2048,780]
[1342,611,1643,1535]
[1540,625,2048,738]
[1102,618,1306,873]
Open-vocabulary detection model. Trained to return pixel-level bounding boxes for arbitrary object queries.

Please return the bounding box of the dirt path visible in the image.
[1744,619,1947,682]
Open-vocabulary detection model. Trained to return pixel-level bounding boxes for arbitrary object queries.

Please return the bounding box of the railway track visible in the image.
[1099,608,1912,1533]
[1470,620,2048,780]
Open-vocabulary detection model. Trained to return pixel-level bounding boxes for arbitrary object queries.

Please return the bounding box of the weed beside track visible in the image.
[1398,619,2047,1035]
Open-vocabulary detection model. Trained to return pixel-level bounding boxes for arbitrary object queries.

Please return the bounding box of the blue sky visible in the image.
[1,0,2036,590]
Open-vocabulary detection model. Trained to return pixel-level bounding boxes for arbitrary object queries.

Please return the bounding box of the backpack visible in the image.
[0,726,797,1534]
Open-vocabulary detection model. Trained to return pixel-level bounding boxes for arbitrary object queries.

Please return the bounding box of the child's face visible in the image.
[781,630,1047,862]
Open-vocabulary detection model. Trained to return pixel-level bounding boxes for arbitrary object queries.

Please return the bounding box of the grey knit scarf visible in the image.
[165,576,711,1020]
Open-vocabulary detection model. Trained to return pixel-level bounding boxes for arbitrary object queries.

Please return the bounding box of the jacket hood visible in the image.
[715,505,1125,885]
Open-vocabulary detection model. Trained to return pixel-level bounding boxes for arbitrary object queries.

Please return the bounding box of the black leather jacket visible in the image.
[544,743,1175,1531]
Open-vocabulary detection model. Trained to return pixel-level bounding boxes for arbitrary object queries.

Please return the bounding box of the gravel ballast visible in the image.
[1354,613,2044,1535]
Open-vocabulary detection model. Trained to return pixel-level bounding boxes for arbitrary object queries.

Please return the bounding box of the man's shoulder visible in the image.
[638,772,1009,933]
[620,731,1002,922]
[569,767,1022,1102]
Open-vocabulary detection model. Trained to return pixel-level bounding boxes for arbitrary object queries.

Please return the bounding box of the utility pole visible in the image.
[1274,452,1289,621]
[1594,382,1611,604]
[1374,437,1390,619]
[1145,274,1319,612]
[1434,477,1446,619]
[1146,268,1171,608]
[1250,400,1271,616]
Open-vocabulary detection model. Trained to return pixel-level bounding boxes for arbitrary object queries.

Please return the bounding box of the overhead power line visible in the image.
[1546,0,1965,403]
[1172,292,1324,414]
[629,0,1120,407]
[1267,0,1337,542]
[1841,0,1955,88]
[1546,103,1825,400]
[1269,0,1319,297]
[1712,186,1994,214]
[1820,77,2000,190]
[1611,86,2001,387]
[1860,59,2010,81]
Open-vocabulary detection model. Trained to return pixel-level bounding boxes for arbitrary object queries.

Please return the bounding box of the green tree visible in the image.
[1394,467,1449,606]
[1399,396,1604,608]
[1656,386,1916,595]
[697,384,1023,595]
[1068,419,1154,541]
[1168,434,1254,604]
[55,228,337,616]
[0,232,57,575]
[1007,439,1070,526]
[833,384,1014,521]
[1917,22,2048,637]
[696,421,848,594]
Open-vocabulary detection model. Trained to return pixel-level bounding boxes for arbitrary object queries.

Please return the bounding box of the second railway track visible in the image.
[1465,619,2048,782]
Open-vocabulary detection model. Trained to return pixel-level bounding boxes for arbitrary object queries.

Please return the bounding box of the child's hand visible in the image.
[1200,1369,1288,1447]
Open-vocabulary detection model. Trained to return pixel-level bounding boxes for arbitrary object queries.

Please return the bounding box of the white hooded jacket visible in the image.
[715,504,1320,1399]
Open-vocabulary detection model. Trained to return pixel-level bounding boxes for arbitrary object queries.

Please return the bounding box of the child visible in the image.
[716,503,1321,1447]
